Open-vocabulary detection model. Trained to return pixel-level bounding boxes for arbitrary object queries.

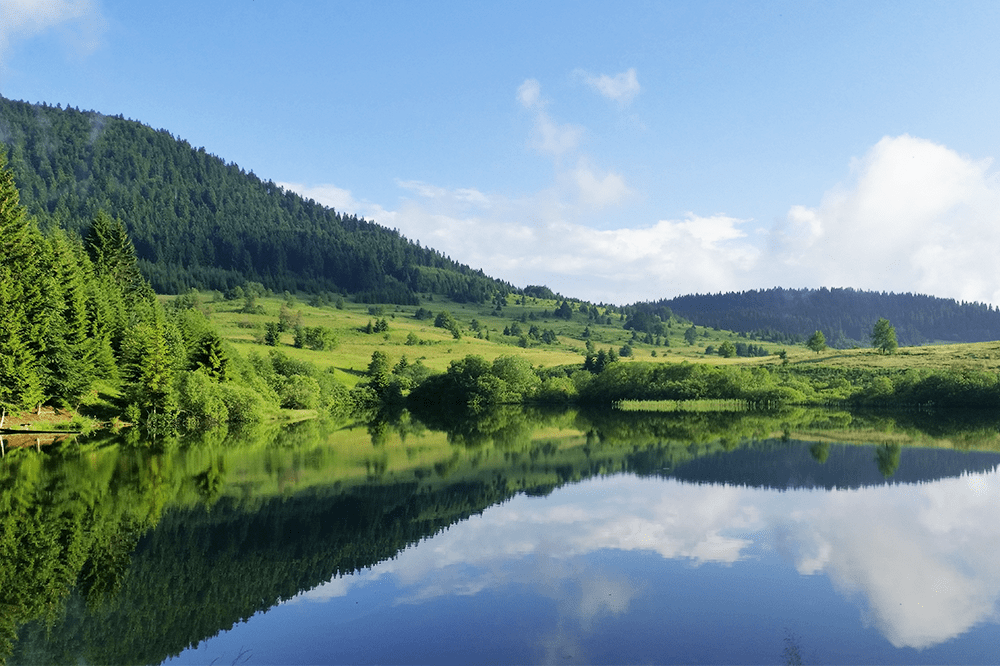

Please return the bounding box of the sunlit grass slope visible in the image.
[184,291,1000,382]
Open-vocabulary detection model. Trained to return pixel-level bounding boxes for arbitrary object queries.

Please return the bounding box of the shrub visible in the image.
[280,374,321,409]
[178,370,229,427]
[219,383,267,423]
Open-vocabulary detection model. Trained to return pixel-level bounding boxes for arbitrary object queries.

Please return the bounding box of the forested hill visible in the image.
[0,96,509,302]
[638,288,1000,347]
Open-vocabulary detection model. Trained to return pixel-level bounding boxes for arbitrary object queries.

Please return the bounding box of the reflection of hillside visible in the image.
[666,439,1000,490]
[7,407,1000,664]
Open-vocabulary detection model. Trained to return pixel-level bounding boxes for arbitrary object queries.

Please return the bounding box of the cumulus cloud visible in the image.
[281,176,755,303]
[0,0,105,63]
[287,130,1000,306]
[787,473,1000,649]
[768,134,1000,304]
[576,67,641,105]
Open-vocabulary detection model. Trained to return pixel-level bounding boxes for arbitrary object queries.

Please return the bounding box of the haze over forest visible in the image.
[3,1,1000,306]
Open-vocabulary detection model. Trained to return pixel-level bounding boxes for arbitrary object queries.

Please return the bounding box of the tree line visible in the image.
[644,287,1000,346]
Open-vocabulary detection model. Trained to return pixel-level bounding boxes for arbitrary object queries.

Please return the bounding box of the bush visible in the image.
[280,374,321,409]
[219,383,267,423]
[178,371,229,427]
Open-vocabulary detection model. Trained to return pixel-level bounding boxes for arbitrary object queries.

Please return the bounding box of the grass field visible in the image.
[181,291,1000,385]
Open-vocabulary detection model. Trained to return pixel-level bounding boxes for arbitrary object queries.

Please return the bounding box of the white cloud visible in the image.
[288,127,1000,306]
[786,473,1000,649]
[397,179,490,207]
[570,159,629,208]
[517,78,542,109]
[768,135,1000,304]
[275,181,358,212]
[517,77,586,159]
[0,0,105,63]
[280,176,756,303]
[577,67,641,105]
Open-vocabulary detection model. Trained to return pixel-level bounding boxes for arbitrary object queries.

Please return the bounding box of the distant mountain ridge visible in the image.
[640,287,1000,347]
[0,96,510,302]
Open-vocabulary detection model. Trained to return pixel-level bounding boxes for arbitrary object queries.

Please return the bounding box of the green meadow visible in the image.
[193,291,1000,388]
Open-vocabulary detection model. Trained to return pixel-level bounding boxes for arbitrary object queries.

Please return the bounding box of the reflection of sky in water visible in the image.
[167,468,1000,665]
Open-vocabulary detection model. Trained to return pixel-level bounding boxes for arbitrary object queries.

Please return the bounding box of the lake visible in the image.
[4,407,1000,664]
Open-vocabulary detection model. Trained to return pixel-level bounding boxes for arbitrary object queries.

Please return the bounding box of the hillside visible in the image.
[4,96,999,350]
[0,96,508,303]
[641,287,1000,347]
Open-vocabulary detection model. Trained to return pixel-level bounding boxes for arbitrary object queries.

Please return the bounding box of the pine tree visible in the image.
[121,306,177,419]
[806,330,827,354]
[0,150,46,412]
[190,331,229,381]
[40,229,97,405]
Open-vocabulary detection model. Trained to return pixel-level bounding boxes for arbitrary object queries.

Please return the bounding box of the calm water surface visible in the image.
[5,408,1000,664]
[166,467,1000,665]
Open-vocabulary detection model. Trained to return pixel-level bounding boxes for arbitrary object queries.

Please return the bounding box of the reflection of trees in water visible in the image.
[876,443,902,478]
[6,406,1000,663]
[810,442,830,463]
[783,629,804,665]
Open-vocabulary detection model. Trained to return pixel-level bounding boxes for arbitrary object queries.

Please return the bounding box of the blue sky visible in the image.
[3,1,1000,305]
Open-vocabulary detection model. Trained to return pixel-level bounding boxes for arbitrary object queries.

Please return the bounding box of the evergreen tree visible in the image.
[871,318,898,355]
[40,229,97,404]
[121,307,177,419]
[806,330,827,354]
[189,331,229,381]
[0,150,45,412]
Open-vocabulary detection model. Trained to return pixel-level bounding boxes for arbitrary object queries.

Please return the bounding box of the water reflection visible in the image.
[5,407,1000,664]
[278,467,1000,662]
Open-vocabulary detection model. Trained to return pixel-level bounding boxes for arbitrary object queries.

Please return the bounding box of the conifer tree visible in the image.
[121,313,177,419]
[40,229,97,404]
[0,150,46,412]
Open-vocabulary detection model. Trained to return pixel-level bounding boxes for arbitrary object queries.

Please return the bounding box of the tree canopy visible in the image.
[0,96,512,303]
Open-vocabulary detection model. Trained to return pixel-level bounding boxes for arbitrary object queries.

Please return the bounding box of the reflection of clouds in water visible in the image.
[788,472,1000,649]
[291,469,1000,651]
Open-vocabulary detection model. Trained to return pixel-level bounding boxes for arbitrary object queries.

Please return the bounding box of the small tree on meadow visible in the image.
[871,318,898,355]
[806,330,826,354]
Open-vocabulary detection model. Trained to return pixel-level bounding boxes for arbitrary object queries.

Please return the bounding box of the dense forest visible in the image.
[642,287,1000,347]
[0,148,358,427]
[0,96,511,303]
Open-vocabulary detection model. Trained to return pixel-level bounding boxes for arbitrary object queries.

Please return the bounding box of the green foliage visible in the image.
[718,341,736,358]
[871,318,898,354]
[189,331,229,381]
[652,287,1000,347]
[806,330,827,353]
[178,370,229,427]
[120,312,178,421]
[1,97,513,301]
[583,347,620,374]
[294,325,338,351]
[408,354,542,412]
[280,375,321,410]
[218,383,267,423]
[264,322,281,346]
[434,310,456,329]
